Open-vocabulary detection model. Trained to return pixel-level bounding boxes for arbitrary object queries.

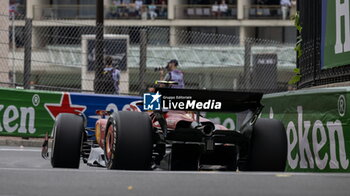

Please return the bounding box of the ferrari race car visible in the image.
[45,87,287,171]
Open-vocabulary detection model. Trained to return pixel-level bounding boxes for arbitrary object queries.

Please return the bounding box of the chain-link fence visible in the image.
[0,11,296,96]
[297,0,350,88]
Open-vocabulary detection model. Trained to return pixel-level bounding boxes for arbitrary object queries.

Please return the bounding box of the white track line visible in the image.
[0,148,41,152]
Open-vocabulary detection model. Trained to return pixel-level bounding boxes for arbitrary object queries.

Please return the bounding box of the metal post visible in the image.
[243,39,251,91]
[312,0,319,86]
[23,18,32,90]
[139,29,147,95]
[11,13,16,87]
[296,0,300,70]
[94,0,104,93]
[296,0,301,89]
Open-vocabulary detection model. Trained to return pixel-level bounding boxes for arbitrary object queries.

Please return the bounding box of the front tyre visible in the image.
[51,113,84,169]
[105,111,153,170]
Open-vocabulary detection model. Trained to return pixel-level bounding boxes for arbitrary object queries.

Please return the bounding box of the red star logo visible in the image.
[45,93,87,120]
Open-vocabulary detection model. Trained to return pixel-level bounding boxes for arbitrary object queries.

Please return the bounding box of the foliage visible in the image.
[288,68,301,85]
[289,12,302,85]
[293,12,303,58]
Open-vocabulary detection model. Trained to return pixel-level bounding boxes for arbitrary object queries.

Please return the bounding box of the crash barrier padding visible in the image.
[0,88,141,138]
[261,87,350,172]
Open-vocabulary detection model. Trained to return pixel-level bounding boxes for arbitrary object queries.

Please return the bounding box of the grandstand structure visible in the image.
[13,0,295,47]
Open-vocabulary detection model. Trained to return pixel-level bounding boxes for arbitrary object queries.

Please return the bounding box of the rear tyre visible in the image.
[51,113,84,169]
[105,111,153,170]
[171,144,201,171]
[247,118,287,171]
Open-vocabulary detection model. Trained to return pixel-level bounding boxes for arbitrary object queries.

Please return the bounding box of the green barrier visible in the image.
[261,87,350,172]
[0,88,141,138]
[0,88,60,138]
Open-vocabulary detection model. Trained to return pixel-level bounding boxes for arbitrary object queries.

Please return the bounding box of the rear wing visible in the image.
[155,88,263,112]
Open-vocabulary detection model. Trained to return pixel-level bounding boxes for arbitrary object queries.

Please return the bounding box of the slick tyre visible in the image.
[105,111,153,170]
[248,118,287,171]
[51,113,84,169]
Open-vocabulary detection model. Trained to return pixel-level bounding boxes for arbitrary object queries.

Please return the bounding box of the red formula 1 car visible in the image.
[47,88,287,171]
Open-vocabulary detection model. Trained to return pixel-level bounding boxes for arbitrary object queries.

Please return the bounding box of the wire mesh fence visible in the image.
[0,11,296,96]
[296,0,350,88]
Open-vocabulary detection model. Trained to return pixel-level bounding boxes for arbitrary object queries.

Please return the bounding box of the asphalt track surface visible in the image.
[0,146,349,196]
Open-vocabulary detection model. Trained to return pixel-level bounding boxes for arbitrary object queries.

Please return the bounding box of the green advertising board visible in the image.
[322,0,350,69]
[261,87,350,172]
[0,88,61,138]
[0,88,141,138]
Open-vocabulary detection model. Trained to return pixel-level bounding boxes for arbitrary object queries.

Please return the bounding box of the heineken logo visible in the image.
[0,94,40,134]
[334,0,350,54]
[0,105,36,134]
[338,95,346,117]
[32,94,40,107]
[282,106,349,170]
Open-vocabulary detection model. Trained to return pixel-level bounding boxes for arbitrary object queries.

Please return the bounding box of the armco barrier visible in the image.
[261,87,350,172]
[0,88,141,138]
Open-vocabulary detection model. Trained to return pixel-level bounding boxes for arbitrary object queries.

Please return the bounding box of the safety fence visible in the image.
[297,0,350,88]
[0,11,296,96]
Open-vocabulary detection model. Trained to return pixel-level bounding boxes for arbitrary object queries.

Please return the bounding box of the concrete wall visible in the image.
[27,0,50,19]
[0,1,10,87]
[169,0,187,19]
[237,0,251,19]
[257,27,297,44]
